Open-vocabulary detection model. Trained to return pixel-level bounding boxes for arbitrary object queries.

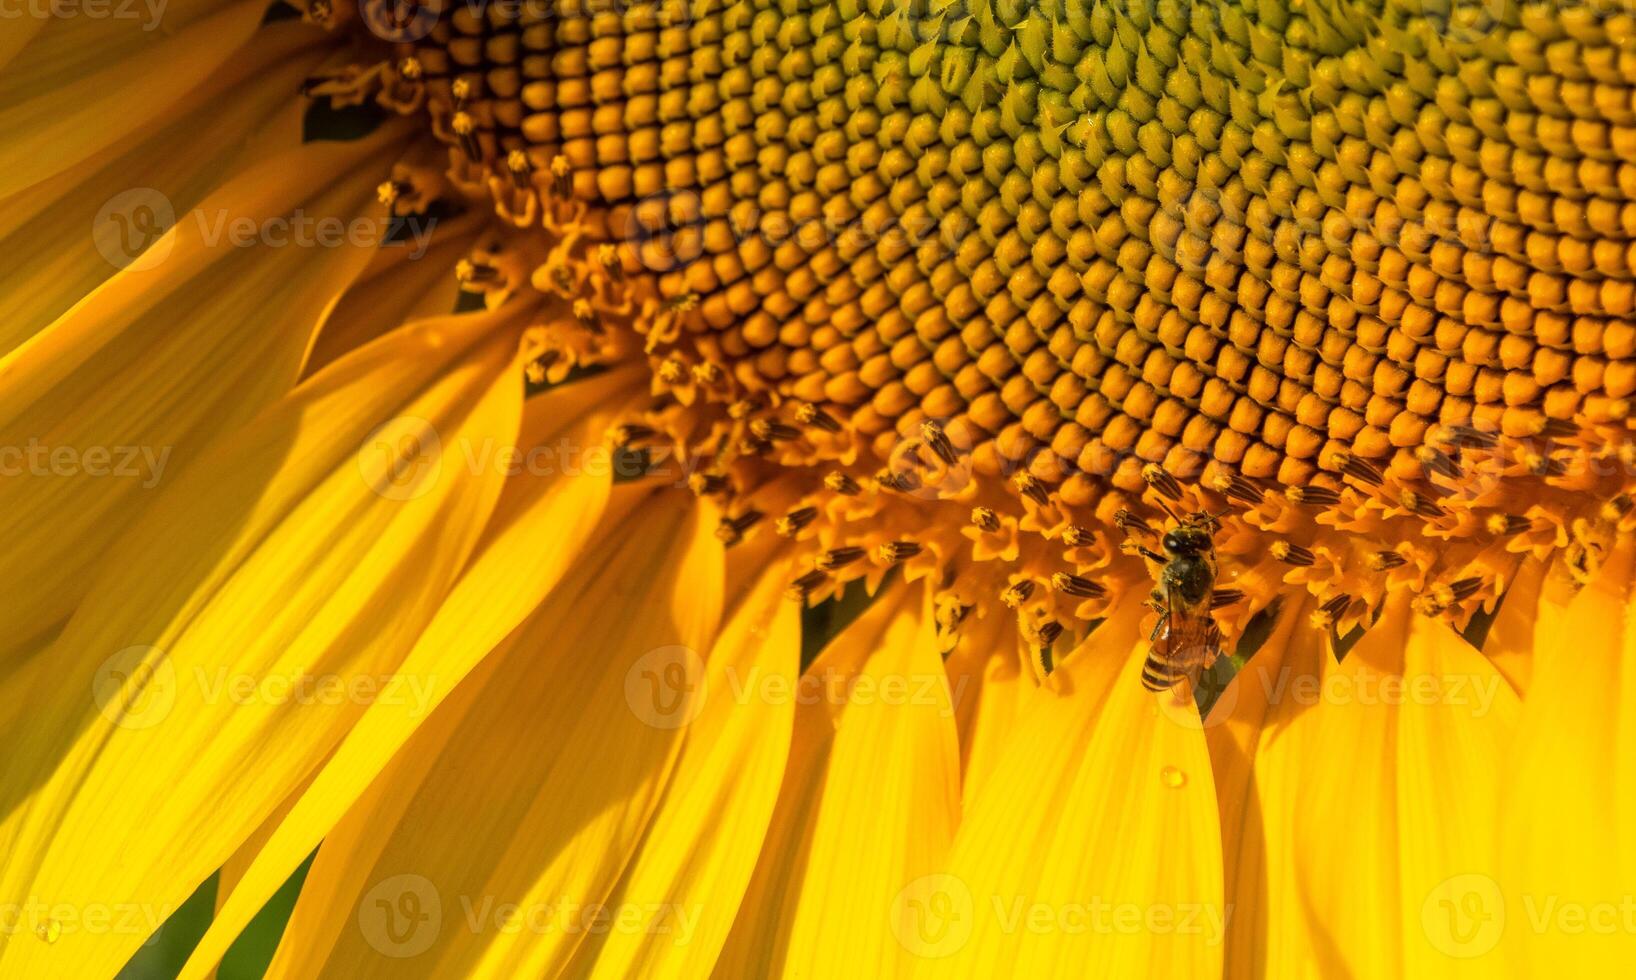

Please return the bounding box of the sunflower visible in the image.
[3,0,1635,974]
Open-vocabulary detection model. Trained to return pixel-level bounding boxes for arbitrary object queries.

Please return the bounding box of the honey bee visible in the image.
[1120,509,1225,693]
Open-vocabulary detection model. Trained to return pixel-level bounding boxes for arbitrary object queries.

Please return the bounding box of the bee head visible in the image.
[1163,525,1213,556]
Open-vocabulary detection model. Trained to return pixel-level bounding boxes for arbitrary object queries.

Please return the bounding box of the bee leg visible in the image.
[1133,545,1166,564]
[1147,600,1169,644]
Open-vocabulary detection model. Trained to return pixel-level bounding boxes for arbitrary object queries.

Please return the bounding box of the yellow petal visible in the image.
[0,0,268,197]
[304,213,486,376]
[1211,596,1520,979]
[564,558,802,979]
[714,581,961,978]
[1502,541,1636,971]
[707,641,853,979]
[0,22,325,356]
[0,306,527,978]
[944,612,1035,808]
[912,606,1225,977]
[0,127,401,656]
[780,585,961,976]
[1483,554,1573,699]
[1396,612,1519,977]
[263,486,724,978]
[1205,598,1324,978]
[177,367,646,980]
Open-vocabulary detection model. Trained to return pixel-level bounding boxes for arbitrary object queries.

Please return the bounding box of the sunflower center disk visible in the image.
[363,0,1636,650]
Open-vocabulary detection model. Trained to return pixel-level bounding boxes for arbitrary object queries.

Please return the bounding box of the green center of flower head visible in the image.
[323,0,1636,661]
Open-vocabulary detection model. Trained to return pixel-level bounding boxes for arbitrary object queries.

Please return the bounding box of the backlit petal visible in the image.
[1212,595,1520,979]
[0,0,269,197]
[264,486,724,978]
[0,127,401,655]
[0,22,325,356]
[178,367,646,980]
[0,306,528,978]
[912,606,1225,978]
[1502,541,1636,971]
[564,558,802,979]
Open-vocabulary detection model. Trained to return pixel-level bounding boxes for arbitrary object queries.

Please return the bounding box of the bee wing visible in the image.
[1160,613,1223,693]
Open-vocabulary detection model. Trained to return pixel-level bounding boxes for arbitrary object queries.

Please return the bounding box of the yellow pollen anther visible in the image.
[1051,572,1105,598]
[1012,472,1050,507]
[657,359,685,384]
[450,77,472,101]
[1062,525,1093,547]
[816,547,866,571]
[1602,495,1634,522]
[1399,490,1446,519]
[715,510,762,546]
[611,423,654,447]
[549,155,573,196]
[824,472,860,496]
[971,507,1001,533]
[876,469,921,494]
[1270,540,1315,566]
[785,569,827,601]
[688,473,728,497]
[1488,513,1531,535]
[1001,581,1035,608]
[920,420,957,465]
[876,541,922,564]
[749,418,799,442]
[1367,550,1407,571]
[397,57,422,80]
[1142,463,1182,501]
[775,507,818,537]
[1218,472,1266,506]
[1115,509,1154,537]
[1286,484,1341,506]
[796,402,841,432]
[455,258,498,285]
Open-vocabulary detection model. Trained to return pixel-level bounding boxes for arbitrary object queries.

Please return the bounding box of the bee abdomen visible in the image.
[1141,652,1181,691]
